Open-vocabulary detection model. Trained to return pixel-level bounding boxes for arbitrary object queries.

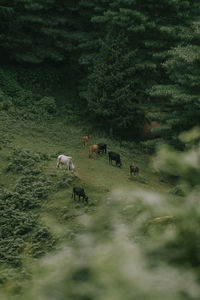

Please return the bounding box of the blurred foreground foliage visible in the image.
[19,129,200,300]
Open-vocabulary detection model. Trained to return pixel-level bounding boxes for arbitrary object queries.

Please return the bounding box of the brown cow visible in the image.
[130,164,139,176]
[83,135,92,147]
[89,144,99,158]
[149,216,174,225]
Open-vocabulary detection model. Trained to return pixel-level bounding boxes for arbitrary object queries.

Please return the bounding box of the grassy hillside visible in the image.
[0,108,175,294]
[1,105,200,300]
[0,109,171,207]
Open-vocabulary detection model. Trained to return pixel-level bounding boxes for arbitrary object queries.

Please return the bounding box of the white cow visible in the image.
[56,155,75,171]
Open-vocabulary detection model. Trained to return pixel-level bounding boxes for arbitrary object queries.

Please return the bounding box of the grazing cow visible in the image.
[108,151,122,168]
[72,187,88,204]
[130,164,139,176]
[83,135,92,147]
[149,216,174,225]
[97,143,107,154]
[89,144,99,158]
[56,155,75,171]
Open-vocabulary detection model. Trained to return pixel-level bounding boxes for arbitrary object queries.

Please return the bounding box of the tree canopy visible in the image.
[0,0,200,143]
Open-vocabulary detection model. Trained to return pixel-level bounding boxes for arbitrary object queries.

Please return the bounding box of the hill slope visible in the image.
[0,109,173,296]
[0,110,170,203]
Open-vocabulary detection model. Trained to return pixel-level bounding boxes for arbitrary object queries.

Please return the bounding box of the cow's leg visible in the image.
[56,159,60,168]
[65,162,69,171]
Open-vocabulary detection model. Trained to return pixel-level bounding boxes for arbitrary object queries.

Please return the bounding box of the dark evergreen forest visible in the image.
[0,0,200,146]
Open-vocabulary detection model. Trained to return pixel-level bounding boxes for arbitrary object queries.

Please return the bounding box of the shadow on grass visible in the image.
[129,175,148,184]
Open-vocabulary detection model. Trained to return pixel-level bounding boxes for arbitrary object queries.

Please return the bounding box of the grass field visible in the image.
[0,110,179,298]
[0,110,171,208]
[0,109,174,225]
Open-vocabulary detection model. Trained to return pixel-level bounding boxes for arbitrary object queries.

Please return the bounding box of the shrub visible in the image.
[140,138,166,154]
[34,96,56,114]
[0,147,55,270]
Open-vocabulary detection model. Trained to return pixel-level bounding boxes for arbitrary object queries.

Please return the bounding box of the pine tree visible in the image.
[150,0,200,148]
[87,32,145,136]
[80,0,186,137]
[0,0,87,63]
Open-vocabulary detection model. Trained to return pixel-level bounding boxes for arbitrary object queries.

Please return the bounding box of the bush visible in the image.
[0,68,57,118]
[140,138,165,154]
[0,147,55,270]
[169,185,185,196]
[35,96,57,114]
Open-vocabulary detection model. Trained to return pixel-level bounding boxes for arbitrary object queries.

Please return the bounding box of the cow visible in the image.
[149,216,174,225]
[108,151,122,168]
[56,155,75,171]
[72,187,88,204]
[130,164,139,176]
[89,145,99,158]
[83,135,92,147]
[97,143,107,154]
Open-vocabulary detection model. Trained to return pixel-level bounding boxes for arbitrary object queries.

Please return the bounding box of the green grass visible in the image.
[0,109,175,296]
[0,109,171,218]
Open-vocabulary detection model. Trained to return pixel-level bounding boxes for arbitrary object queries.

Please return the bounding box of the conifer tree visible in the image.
[150,1,200,148]
[0,0,85,63]
[81,0,186,137]
[87,32,145,136]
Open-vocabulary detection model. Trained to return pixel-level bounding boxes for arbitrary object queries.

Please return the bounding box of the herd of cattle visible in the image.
[56,135,139,204]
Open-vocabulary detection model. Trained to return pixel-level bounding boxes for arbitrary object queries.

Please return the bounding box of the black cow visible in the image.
[72,187,88,204]
[130,164,139,176]
[97,143,107,154]
[108,151,122,168]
